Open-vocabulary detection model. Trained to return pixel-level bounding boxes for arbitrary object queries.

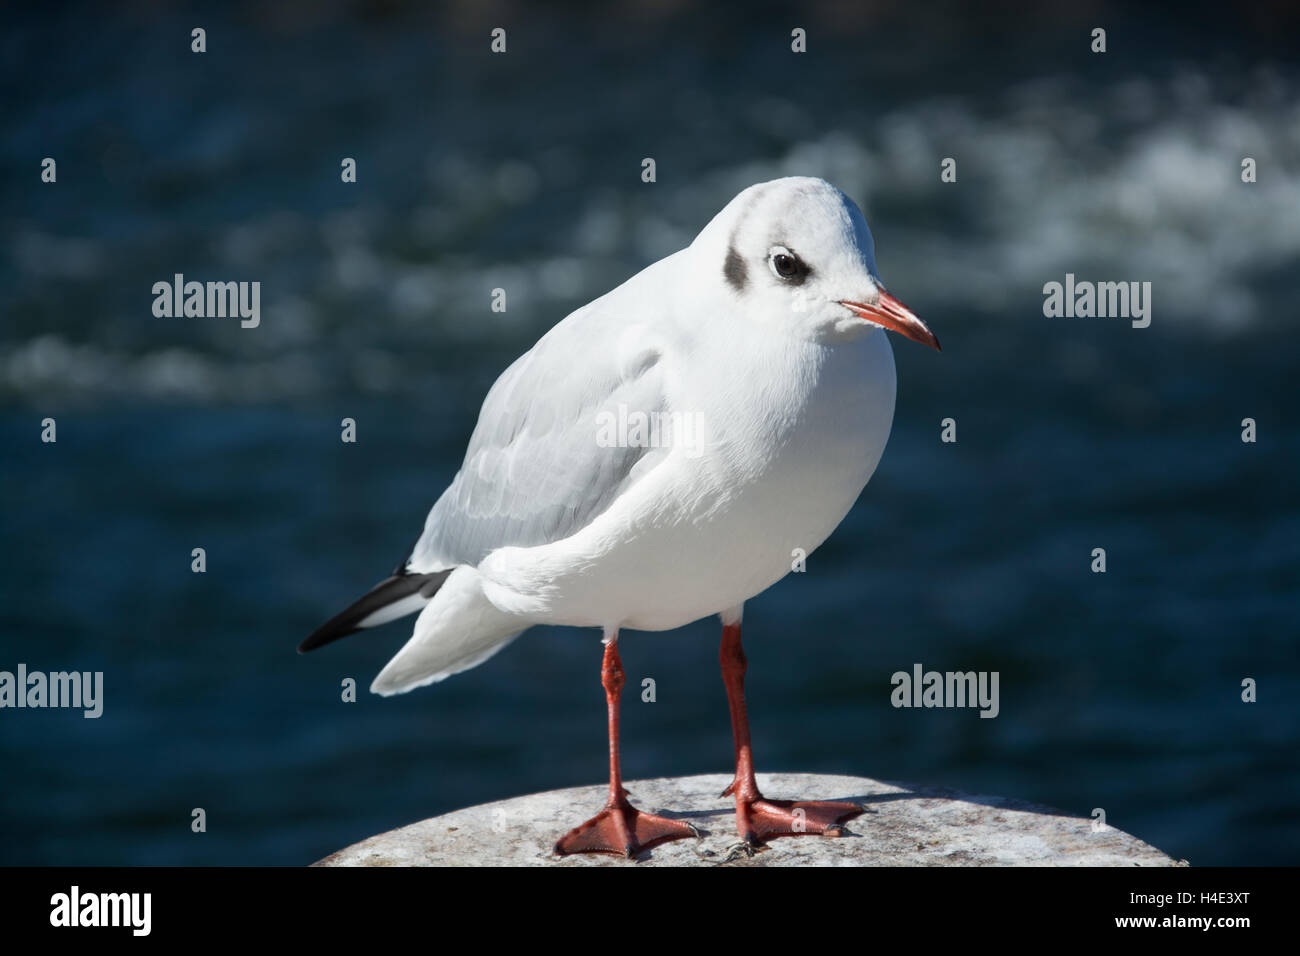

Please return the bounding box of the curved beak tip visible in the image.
[840,293,940,353]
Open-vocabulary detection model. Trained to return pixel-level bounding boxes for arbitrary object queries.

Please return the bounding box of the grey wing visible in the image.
[406,310,666,571]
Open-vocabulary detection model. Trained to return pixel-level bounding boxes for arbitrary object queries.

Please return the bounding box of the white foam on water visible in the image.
[4,72,1296,401]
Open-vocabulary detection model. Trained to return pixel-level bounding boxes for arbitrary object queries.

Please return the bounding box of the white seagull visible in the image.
[301,176,940,857]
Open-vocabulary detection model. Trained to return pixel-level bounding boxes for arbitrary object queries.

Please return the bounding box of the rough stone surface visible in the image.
[314,773,1183,867]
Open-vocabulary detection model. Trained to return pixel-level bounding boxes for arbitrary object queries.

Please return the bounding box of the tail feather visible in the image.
[370,566,526,696]
[299,570,451,653]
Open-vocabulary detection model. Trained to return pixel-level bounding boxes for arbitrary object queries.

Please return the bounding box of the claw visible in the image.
[723,841,761,863]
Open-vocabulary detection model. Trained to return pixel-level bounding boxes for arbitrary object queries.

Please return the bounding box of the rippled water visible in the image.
[2,4,1297,865]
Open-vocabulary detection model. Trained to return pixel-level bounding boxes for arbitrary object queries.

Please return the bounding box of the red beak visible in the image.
[840,292,941,352]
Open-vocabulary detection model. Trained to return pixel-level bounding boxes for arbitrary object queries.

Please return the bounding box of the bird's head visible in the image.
[699,176,939,351]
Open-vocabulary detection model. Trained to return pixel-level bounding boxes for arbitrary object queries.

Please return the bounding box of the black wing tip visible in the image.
[298,622,362,654]
[298,569,451,655]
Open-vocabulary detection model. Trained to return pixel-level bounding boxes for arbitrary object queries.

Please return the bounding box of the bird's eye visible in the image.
[768,246,807,282]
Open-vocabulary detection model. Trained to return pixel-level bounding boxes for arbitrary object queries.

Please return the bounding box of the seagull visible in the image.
[301,176,940,857]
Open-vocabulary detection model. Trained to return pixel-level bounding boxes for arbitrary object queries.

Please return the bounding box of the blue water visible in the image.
[2,3,1298,865]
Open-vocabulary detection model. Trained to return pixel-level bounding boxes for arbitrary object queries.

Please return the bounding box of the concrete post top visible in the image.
[314,773,1184,867]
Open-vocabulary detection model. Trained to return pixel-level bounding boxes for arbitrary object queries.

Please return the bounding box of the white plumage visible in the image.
[304,175,940,856]
[358,176,925,692]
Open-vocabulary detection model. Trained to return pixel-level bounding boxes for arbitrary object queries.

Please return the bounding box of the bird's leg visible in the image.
[554,634,698,857]
[719,620,864,846]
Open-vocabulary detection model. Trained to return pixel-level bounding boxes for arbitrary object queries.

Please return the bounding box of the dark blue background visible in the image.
[2,1,1297,865]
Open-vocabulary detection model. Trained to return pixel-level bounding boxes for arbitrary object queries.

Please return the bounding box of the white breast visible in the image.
[479,328,897,631]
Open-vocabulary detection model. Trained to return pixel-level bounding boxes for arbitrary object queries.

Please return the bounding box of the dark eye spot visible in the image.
[768,246,809,284]
[723,245,748,291]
